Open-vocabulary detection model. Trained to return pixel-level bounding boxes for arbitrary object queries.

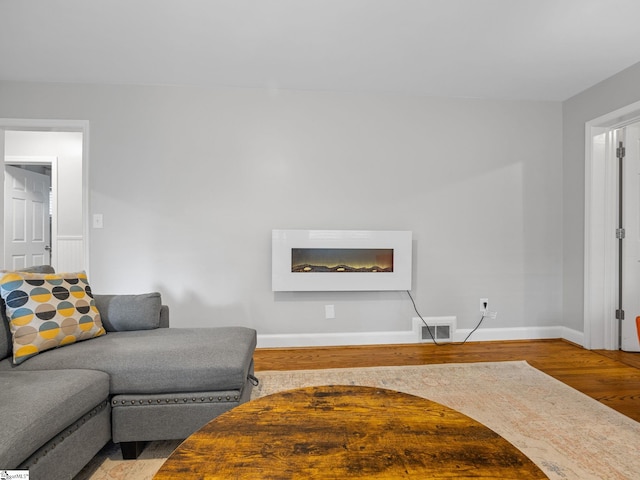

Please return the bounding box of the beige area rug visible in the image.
[75,361,640,480]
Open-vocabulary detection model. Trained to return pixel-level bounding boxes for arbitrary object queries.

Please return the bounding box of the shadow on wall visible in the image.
[152,285,254,329]
[273,289,409,304]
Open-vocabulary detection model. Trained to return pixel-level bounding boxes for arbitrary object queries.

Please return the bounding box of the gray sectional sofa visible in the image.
[0,266,257,479]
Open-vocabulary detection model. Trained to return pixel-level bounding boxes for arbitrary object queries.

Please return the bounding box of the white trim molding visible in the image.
[584,100,640,349]
[0,118,90,275]
[257,326,584,348]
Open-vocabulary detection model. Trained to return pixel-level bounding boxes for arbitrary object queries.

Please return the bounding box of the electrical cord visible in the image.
[407,290,487,346]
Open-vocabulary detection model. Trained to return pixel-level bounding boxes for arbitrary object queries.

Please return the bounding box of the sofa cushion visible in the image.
[0,369,110,469]
[0,266,56,361]
[94,292,162,331]
[0,271,106,364]
[0,327,257,395]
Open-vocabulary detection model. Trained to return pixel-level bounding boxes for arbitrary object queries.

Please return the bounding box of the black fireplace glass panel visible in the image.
[291,248,393,273]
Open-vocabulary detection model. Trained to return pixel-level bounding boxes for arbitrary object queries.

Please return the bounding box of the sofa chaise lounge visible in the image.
[0,266,257,480]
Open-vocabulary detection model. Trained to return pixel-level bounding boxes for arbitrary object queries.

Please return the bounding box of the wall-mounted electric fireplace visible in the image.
[272,230,412,291]
[291,248,394,273]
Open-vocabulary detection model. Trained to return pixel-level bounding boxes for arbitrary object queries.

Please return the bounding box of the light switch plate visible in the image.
[92,213,104,229]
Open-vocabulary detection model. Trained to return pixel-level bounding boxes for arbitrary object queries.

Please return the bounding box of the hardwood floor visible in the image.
[254,339,640,423]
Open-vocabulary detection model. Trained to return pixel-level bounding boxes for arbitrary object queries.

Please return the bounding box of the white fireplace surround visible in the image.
[272,230,412,291]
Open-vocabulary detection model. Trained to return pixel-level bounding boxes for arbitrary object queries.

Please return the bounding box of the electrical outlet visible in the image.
[480,298,488,313]
[325,305,335,319]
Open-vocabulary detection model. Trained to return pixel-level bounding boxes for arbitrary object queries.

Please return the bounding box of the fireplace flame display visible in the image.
[292,248,393,273]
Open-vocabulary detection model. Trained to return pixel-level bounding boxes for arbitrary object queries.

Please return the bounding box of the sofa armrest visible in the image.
[94,292,167,332]
[159,305,170,328]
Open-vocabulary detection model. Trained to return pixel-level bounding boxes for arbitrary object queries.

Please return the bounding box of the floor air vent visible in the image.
[413,316,456,343]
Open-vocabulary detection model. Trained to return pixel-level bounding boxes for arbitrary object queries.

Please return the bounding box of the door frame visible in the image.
[0,118,90,273]
[584,100,640,349]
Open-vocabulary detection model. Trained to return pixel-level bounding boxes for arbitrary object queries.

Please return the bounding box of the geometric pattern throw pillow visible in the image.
[0,270,106,365]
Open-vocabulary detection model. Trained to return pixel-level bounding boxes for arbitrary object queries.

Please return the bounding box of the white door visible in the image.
[621,121,640,351]
[4,165,51,269]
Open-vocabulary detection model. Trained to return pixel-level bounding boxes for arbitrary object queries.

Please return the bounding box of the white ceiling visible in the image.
[2,0,640,101]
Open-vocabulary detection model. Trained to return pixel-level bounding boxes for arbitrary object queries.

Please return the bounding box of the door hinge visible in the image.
[616,228,626,239]
[616,309,625,320]
[617,145,626,159]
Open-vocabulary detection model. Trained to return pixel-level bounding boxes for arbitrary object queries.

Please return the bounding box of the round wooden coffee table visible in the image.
[154,385,547,479]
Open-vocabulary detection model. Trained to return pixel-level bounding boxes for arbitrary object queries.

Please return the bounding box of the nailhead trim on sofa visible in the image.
[112,394,240,406]
[20,400,110,469]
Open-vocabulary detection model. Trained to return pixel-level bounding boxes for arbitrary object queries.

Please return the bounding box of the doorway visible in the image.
[0,119,89,273]
[620,121,640,351]
[585,100,640,351]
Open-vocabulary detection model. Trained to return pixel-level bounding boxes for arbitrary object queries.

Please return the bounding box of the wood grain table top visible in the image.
[154,385,547,479]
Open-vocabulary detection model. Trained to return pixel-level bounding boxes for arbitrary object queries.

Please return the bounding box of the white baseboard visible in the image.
[257,330,417,348]
[257,326,585,349]
[557,326,585,346]
[452,325,584,345]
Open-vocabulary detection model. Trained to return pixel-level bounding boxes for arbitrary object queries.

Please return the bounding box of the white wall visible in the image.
[562,61,640,333]
[0,81,563,343]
